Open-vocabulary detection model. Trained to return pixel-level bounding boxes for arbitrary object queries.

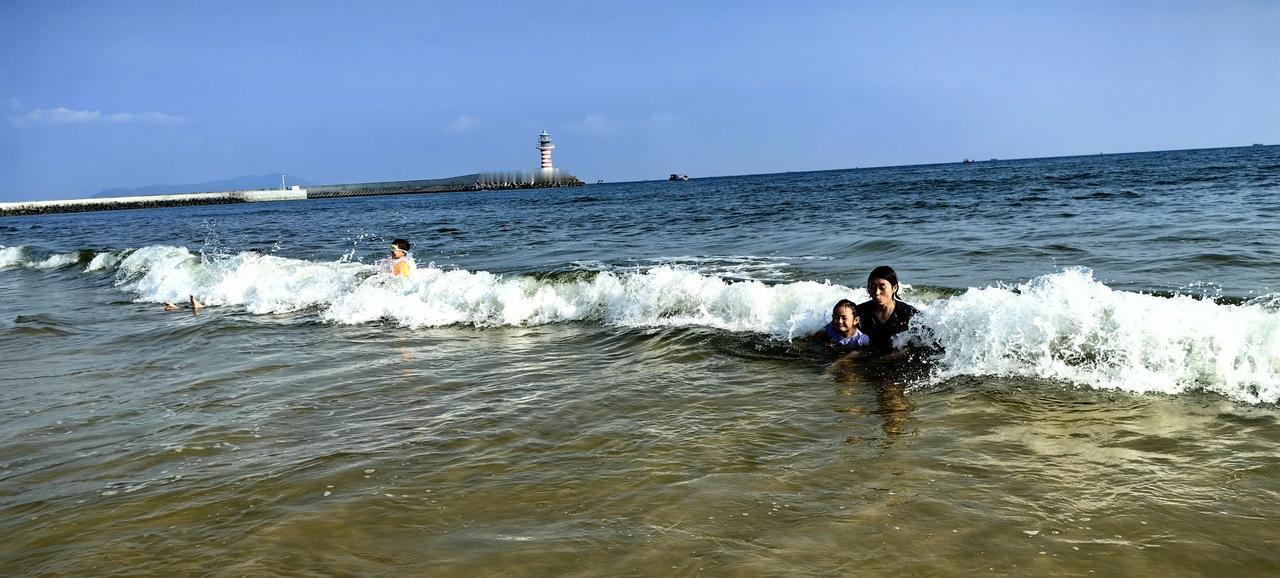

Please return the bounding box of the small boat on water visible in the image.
[961,159,975,164]
[669,174,689,181]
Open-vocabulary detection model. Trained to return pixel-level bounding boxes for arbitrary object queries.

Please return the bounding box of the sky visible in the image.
[1,0,1277,201]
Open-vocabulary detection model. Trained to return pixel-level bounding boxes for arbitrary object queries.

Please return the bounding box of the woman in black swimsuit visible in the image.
[838,266,921,436]
[854,265,918,353]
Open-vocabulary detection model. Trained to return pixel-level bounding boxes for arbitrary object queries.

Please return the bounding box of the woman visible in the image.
[854,265,918,353]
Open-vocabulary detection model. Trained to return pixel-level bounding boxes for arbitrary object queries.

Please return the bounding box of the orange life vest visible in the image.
[390,257,412,278]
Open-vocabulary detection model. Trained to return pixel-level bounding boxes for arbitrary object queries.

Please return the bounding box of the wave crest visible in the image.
[8,244,1280,404]
[916,267,1280,404]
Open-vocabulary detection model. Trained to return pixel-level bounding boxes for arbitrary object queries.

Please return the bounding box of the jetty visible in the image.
[3,130,585,217]
[0,171,583,217]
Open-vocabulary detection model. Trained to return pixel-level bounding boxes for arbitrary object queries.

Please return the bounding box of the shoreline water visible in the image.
[2,144,1278,575]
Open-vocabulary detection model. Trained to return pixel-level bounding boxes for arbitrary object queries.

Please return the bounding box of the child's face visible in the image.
[391,247,405,258]
[831,306,858,338]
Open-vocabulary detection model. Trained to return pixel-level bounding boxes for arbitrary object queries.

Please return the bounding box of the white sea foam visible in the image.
[86,251,124,272]
[25,244,1280,404]
[116,246,372,313]
[914,267,1280,404]
[323,264,853,334]
[0,246,24,268]
[632,254,831,281]
[1,246,94,270]
[1246,293,1280,311]
[33,252,81,269]
[108,246,856,334]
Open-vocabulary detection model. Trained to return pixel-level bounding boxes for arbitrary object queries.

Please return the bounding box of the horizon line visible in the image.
[4,142,1273,202]
[598,142,1275,185]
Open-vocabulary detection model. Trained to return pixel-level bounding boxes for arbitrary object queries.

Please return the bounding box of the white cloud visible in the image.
[16,106,186,125]
[444,114,480,134]
[565,113,623,136]
[22,107,101,123]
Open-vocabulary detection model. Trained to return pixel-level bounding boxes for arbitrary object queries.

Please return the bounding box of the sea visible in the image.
[2,145,1278,576]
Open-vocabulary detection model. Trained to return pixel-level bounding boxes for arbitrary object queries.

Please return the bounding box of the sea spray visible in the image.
[85,250,125,272]
[0,245,97,270]
[0,245,25,268]
[33,252,83,270]
[10,244,1280,403]
[105,246,857,333]
[116,246,371,313]
[321,264,853,335]
[915,267,1280,404]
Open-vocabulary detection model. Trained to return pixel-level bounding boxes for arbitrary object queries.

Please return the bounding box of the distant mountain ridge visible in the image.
[93,174,317,198]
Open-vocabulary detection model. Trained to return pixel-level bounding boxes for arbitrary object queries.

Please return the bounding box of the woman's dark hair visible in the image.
[868,265,900,300]
[832,298,858,314]
[391,238,412,251]
[867,265,898,287]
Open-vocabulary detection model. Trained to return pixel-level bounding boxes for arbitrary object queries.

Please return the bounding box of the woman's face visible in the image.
[867,277,896,308]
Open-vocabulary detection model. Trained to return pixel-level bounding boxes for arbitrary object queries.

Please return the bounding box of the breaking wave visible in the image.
[4,244,1279,404]
[910,268,1280,404]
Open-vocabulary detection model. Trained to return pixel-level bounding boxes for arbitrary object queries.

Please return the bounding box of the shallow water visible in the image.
[2,146,1279,575]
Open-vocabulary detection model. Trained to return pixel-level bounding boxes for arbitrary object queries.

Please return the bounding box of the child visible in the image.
[812,299,870,350]
[387,238,415,278]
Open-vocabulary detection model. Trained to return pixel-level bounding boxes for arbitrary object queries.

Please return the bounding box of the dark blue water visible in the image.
[8,145,1277,296]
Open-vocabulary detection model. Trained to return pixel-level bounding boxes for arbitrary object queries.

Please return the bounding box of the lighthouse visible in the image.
[537,131,555,170]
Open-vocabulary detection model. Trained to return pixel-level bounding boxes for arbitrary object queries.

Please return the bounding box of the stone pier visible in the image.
[0,189,307,217]
[2,171,584,217]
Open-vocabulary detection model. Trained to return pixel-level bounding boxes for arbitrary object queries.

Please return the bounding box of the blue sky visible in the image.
[1,0,1277,201]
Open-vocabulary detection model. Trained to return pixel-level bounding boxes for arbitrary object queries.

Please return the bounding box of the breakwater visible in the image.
[307,170,582,199]
[0,189,308,217]
[1,171,583,216]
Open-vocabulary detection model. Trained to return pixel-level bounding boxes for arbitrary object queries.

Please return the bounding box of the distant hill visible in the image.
[93,174,318,198]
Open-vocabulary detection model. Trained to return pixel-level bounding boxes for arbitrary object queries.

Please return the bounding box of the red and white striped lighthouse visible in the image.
[537,131,555,170]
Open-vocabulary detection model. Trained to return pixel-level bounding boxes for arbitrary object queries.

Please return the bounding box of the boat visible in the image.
[961,159,974,164]
[669,174,689,181]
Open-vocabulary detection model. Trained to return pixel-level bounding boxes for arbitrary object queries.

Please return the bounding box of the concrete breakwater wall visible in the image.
[307,175,484,198]
[309,171,583,198]
[1,172,583,217]
[0,189,308,217]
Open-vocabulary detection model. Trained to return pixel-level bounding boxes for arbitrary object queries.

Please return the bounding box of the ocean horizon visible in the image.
[8,142,1272,205]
